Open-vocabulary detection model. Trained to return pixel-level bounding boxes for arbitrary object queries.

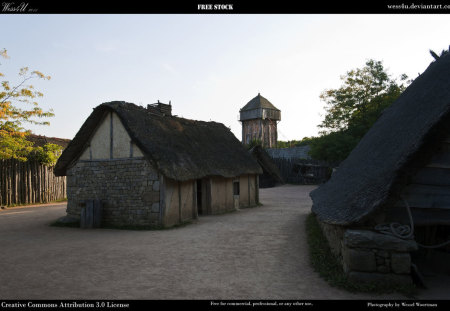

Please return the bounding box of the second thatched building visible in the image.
[54,101,262,228]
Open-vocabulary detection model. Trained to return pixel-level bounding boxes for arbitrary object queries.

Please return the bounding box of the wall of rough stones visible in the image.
[318,220,418,286]
[66,158,161,227]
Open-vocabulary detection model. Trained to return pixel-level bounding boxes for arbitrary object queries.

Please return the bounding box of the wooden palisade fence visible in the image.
[0,159,66,207]
[271,158,331,185]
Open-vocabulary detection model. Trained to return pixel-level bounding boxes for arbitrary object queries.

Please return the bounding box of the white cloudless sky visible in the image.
[1,14,449,141]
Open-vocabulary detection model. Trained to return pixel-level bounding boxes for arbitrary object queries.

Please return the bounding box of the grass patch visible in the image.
[305,213,417,297]
[305,213,348,288]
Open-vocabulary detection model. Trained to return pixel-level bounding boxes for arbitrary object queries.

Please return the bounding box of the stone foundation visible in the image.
[318,221,418,286]
[66,158,161,227]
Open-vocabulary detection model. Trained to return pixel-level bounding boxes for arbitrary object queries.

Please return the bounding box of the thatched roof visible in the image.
[27,134,71,149]
[54,101,262,180]
[310,53,450,226]
[240,93,280,111]
[249,145,284,184]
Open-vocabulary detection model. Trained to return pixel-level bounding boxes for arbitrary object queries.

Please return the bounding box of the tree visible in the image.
[26,143,63,166]
[318,59,409,134]
[0,48,53,161]
[310,59,410,164]
[276,137,316,148]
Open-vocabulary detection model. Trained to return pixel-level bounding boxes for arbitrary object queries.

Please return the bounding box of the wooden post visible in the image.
[28,161,31,204]
[13,160,17,205]
[178,181,182,224]
[27,161,32,204]
[32,161,36,203]
[93,199,102,228]
[193,180,198,220]
[255,175,259,204]
[19,161,22,205]
[85,200,94,228]
[207,179,212,215]
[0,160,3,206]
[80,207,86,228]
[248,174,251,208]
[159,175,165,227]
[8,160,11,205]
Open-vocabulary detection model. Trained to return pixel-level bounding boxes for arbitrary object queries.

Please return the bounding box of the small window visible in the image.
[233,181,240,196]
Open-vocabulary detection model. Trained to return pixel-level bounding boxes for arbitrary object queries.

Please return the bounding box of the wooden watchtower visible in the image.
[239,93,281,148]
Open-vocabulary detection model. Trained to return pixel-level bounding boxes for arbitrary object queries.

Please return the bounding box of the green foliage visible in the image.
[318,59,409,134]
[27,143,63,166]
[309,59,410,164]
[308,132,359,165]
[244,138,262,150]
[305,213,348,287]
[276,137,315,148]
[0,48,54,161]
[0,129,33,161]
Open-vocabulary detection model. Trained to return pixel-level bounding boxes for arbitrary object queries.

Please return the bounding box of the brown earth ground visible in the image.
[0,185,448,300]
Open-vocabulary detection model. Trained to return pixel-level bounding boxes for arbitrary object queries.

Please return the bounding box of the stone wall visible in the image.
[318,220,418,286]
[66,158,161,227]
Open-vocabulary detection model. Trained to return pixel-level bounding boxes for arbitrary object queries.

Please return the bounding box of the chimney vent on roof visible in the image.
[147,101,172,116]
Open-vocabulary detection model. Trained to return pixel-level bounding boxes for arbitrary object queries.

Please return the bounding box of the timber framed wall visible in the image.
[0,159,67,206]
[163,177,197,227]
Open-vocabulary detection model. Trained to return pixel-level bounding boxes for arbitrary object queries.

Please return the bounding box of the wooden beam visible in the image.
[255,175,259,204]
[110,111,113,159]
[193,180,198,219]
[178,181,182,224]
[248,174,251,208]
[413,167,450,187]
[159,175,165,227]
[207,178,212,215]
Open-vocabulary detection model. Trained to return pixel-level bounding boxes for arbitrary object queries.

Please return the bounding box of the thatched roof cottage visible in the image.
[310,52,450,286]
[55,101,262,228]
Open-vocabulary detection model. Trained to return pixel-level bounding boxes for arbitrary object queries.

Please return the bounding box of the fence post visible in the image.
[0,159,67,207]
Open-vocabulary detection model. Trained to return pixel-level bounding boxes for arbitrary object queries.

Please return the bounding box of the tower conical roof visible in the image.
[240,93,280,111]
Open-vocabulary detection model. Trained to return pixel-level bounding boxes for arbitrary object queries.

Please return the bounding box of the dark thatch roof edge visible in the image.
[55,101,262,181]
[249,145,284,184]
[26,134,71,149]
[310,53,450,226]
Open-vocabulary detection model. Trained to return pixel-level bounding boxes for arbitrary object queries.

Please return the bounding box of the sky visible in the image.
[1,14,449,141]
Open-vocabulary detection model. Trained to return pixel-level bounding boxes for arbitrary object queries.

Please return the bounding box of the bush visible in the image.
[26,143,63,166]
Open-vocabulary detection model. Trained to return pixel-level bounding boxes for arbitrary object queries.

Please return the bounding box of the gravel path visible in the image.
[0,185,444,299]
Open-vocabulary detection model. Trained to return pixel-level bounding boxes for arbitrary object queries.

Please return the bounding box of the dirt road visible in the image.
[0,185,443,299]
